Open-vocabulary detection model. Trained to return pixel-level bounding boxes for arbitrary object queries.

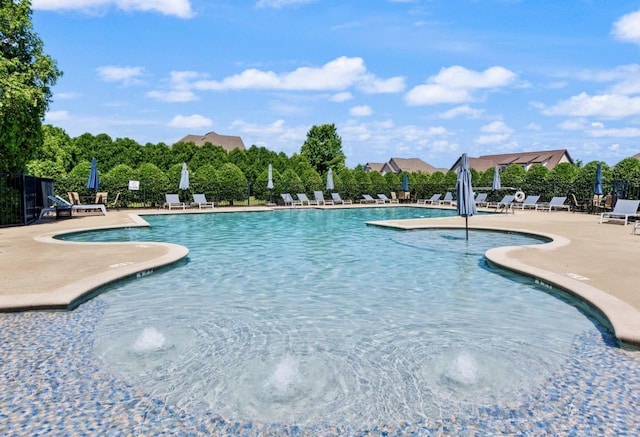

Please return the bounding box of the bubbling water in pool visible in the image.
[133,327,166,352]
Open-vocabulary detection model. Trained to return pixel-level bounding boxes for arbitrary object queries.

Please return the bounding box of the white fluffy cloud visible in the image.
[96,66,144,85]
[405,66,517,106]
[543,93,640,117]
[438,105,484,119]
[474,121,513,145]
[169,114,212,129]
[193,56,402,93]
[256,0,315,8]
[330,92,353,102]
[612,9,640,45]
[350,105,373,117]
[33,0,194,18]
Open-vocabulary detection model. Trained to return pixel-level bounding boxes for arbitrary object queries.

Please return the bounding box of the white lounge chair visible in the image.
[516,195,541,210]
[487,195,514,213]
[543,196,569,212]
[296,193,313,206]
[51,194,106,216]
[632,221,640,235]
[281,193,302,207]
[192,193,214,209]
[417,194,441,205]
[600,199,640,225]
[331,193,352,204]
[440,192,454,205]
[474,193,488,207]
[165,194,186,210]
[377,194,398,204]
[361,194,384,204]
[314,191,333,205]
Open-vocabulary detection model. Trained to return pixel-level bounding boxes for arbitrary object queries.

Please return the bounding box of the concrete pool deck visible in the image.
[1,204,639,348]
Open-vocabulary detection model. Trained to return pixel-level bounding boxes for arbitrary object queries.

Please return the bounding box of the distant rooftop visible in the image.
[176,131,246,152]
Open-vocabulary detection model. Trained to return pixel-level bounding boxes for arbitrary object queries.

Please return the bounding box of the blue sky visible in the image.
[33,0,640,168]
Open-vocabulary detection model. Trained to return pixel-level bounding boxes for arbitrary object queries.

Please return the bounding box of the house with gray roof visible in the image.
[367,158,446,175]
[176,131,246,152]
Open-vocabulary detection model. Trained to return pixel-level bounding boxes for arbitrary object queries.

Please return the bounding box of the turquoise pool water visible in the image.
[63,207,605,428]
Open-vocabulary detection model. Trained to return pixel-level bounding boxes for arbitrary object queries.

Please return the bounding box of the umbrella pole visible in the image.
[465,216,469,240]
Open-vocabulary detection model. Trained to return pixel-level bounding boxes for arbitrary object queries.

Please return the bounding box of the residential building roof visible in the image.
[176,131,246,152]
[450,149,574,172]
[364,162,385,173]
[381,157,447,174]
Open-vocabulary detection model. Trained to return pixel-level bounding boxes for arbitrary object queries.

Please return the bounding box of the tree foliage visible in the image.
[0,0,62,173]
[300,124,346,175]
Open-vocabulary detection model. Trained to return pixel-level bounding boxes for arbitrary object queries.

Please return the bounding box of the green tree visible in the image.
[523,164,550,198]
[217,162,247,204]
[279,168,305,196]
[1,0,62,173]
[501,164,526,189]
[300,123,346,175]
[547,162,578,198]
[369,171,387,195]
[141,142,172,171]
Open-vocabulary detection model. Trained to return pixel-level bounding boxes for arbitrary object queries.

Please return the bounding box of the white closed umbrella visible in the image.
[179,162,189,190]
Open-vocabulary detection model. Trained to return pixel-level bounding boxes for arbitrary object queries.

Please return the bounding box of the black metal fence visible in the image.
[0,174,54,227]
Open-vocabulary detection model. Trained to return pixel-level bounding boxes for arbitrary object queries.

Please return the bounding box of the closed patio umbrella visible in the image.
[456,153,476,240]
[267,164,274,204]
[87,157,100,190]
[491,165,501,191]
[179,162,189,190]
[326,168,334,191]
[594,162,603,196]
[402,172,409,192]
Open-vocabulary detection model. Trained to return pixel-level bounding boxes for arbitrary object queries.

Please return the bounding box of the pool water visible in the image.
[64,208,605,428]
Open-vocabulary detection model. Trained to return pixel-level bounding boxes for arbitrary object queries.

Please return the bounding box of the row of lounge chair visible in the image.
[281,192,353,206]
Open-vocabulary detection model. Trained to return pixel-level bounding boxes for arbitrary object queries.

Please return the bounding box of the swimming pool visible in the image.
[2,207,639,435]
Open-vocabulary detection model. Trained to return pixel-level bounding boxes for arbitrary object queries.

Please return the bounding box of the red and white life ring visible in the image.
[514,191,526,202]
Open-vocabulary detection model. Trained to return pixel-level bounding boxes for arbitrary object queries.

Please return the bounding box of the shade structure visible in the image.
[87,157,100,190]
[456,153,476,240]
[326,168,334,191]
[179,162,189,190]
[402,172,409,192]
[267,164,274,190]
[491,166,501,191]
[594,162,603,196]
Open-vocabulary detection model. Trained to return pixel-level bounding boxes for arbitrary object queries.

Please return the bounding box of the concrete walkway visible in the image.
[1,205,639,347]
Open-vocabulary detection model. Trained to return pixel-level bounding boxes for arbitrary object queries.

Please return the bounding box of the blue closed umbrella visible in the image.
[326,168,334,191]
[402,172,409,192]
[179,162,189,190]
[456,153,476,240]
[491,165,501,191]
[87,158,100,190]
[594,163,603,196]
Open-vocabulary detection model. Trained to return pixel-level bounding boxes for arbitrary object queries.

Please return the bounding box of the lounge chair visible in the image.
[95,191,108,204]
[281,193,302,207]
[53,194,106,216]
[331,193,352,204]
[543,196,569,212]
[296,193,314,206]
[377,194,398,204]
[314,191,333,205]
[417,194,441,205]
[474,193,488,207]
[487,195,514,213]
[109,192,121,210]
[439,192,454,205]
[165,194,186,210]
[600,199,640,225]
[192,193,214,209]
[516,195,541,210]
[633,221,640,235]
[361,194,384,204]
[68,191,81,205]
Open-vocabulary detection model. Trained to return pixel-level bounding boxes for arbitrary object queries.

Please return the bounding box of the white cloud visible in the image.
[438,105,484,119]
[193,56,400,93]
[45,110,70,122]
[169,114,212,129]
[330,92,353,102]
[475,121,513,145]
[54,92,81,100]
[405,65,517,105]
[96,65,144,85]
[587,127,640,138]
[543,92,640,117]
[32,0,194,18]
[256,0,315,8]
[558,119,586,130]
[350,105,373,117]
[612,9,640,46]
[146,90,198,102]
[525,122,541,130]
